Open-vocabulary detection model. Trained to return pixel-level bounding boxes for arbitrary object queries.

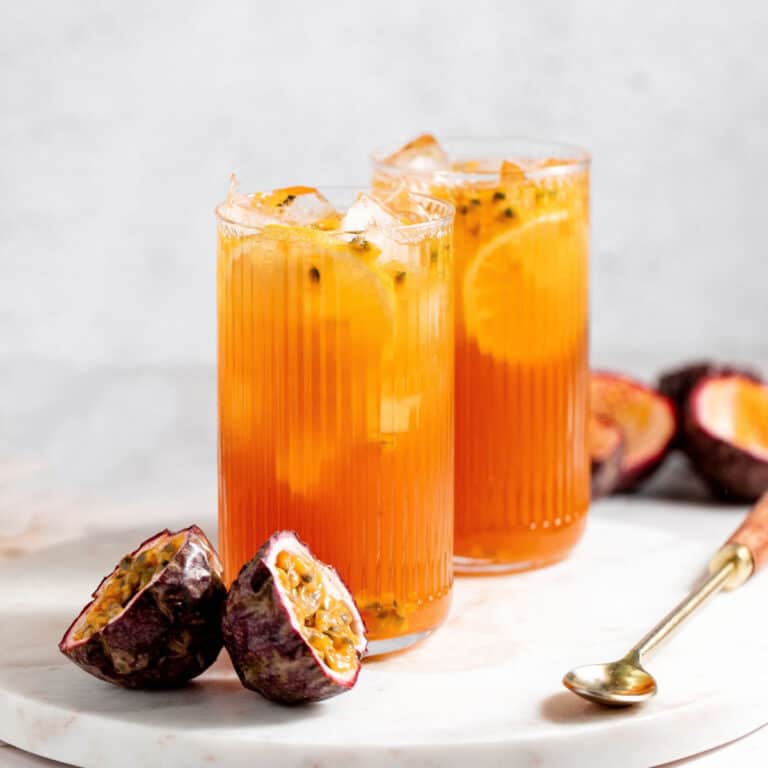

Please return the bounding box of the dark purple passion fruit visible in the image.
[590,372,677,492]
[59,525,226,688]
[683,374,768,501]
[222,531,367,705]
[658,361,762,445]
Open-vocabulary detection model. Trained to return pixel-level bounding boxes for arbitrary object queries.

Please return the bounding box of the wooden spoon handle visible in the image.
[727,492,768,574]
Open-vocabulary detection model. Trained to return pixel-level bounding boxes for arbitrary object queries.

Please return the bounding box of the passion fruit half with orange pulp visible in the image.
[59,525,226,688]
[222,531,367,705]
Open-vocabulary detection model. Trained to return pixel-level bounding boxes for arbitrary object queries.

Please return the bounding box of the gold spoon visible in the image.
[563,492,768,706]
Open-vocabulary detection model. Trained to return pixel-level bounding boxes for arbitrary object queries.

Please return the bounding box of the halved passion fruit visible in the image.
[59,525,226,688]
[589,413,625,498]
[222,531,366,705]
[658,361,762,445]
[683,374,768,501]
[590,372,677,491]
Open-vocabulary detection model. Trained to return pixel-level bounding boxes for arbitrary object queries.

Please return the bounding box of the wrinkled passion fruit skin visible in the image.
[59,526,226,689]
[683,378,768,502]
[222,531,365,705]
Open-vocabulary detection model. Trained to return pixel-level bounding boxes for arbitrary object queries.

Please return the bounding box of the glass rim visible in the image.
[214,186,455,236]
[370,135,591,180]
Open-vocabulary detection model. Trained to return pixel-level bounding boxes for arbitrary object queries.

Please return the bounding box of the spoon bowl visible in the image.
[563,658,657,706]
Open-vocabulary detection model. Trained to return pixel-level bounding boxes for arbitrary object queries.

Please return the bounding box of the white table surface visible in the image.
[1,360,766,766]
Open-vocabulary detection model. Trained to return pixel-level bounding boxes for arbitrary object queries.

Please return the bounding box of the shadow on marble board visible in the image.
[1,618,323,730]
[610,454,747,511]
[538,690,639,726]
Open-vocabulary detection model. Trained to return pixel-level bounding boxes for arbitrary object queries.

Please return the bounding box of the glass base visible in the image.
[365,629,434,658]
[453,550,570,576]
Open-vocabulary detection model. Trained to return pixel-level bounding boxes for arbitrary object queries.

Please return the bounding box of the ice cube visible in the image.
[385,134,450,172]
[378,395,422,434]
[217,174,275,229]
[251,186,339,228]
[341,192,404,233]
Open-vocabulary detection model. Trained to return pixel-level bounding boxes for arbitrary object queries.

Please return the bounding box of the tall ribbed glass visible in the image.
[373,138,590,573]
[216,187,454,653]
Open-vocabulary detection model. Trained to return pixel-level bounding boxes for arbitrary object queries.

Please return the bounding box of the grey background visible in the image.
[3,0,766,368]
[1,1,767,543]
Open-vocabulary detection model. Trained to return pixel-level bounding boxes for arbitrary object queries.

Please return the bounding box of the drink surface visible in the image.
[216,184,454,642]
[374,137,590,570]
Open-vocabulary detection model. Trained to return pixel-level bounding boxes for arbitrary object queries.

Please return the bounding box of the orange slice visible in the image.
[260,225,395,350]
[462,211,587,362]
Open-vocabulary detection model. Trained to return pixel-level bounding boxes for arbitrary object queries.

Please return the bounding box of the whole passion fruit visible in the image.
[590,372,677,492]
[59,525,226,688]
[683,374,768,501]
[222,531,367,705]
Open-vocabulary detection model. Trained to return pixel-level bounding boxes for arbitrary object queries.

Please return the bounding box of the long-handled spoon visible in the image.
[563,492,768,706]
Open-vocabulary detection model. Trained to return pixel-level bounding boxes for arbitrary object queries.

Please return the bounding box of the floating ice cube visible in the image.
[217,174,275,228]
[252,186,339,227]
[375,395,423,444]
[385,134,451,172]
[340,191,419,259]
[381,395,421,433]
[218,180,340,230]
[342,192,404,233]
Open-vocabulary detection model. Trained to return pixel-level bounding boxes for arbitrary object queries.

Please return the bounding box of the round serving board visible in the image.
[1,515,767,768]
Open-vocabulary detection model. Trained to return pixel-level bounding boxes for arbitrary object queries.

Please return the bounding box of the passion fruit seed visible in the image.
[275,550,359,675]
[74,535,184,641]
[360,598,408,630]
[349,235,374,254]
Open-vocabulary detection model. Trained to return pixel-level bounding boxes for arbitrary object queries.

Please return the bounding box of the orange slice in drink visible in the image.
[462,211,587,363]
[260,224,396,350]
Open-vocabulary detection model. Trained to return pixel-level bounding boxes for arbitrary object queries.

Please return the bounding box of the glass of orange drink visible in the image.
[215,180,455,653]
[372,136,590,573]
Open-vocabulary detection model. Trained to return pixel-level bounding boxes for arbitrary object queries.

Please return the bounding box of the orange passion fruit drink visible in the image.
[216,180,454,653]
[373,136,590,573]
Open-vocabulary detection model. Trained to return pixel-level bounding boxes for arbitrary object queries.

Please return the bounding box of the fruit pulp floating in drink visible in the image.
[215,180,454,653]
[372,135,590,572]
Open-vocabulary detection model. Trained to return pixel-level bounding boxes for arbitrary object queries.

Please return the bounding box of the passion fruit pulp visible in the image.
[683,374,768,501]
[590,372,677,492]
[59,525,226,688]
[222,531,366,705]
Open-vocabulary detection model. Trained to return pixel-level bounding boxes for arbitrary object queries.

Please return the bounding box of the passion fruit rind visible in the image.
[222,531,366,705]
[590,371,677,492]
[683,375,768,502]
[589,414,624,499]
[659,361,762,445]
[59,525,226,689]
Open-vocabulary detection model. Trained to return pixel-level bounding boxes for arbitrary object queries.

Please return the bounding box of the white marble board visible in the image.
[1,515,767,768]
